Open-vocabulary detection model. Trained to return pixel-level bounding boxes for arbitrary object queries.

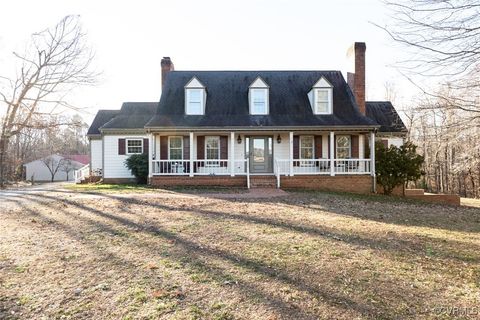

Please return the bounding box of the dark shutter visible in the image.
[118,138,126,155]
[293,136,299,159]
[183,136,190,159]
[143,138,149,155]
[160,136,168,160]
[314,136,322,159]
[351,135,359,158]
[197,136,205,159]
[220,136,228,167]
[381,139,389,148]
[293,135,299,167]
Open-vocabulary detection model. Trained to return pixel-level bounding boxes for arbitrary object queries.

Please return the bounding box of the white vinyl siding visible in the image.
[90,139,103,173]
[103,134,148,179]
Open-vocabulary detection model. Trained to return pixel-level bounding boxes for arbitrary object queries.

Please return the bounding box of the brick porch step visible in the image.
[250,175,277,188]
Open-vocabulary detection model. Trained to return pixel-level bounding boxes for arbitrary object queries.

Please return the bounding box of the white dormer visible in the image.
[308,76,333,115]
[249,77,269,115]
[185,77,206,115]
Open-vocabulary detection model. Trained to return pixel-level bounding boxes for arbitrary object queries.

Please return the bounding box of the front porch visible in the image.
[148,131,376,190]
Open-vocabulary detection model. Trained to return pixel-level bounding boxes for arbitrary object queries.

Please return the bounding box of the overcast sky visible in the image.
[0,0,417,123]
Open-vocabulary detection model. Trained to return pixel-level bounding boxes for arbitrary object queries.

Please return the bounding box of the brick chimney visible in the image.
[353,42,366,115]
[161,57,174,88]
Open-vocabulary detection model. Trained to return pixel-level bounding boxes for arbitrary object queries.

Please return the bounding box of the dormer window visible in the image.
[315,89,331,114]
[185,77,206,115]
[186,89,203,114]
[309,76,333,115]
[249,77,269,115]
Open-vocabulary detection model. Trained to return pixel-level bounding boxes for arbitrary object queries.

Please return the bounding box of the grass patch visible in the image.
[64,183,154,193]
[3,188,480,319]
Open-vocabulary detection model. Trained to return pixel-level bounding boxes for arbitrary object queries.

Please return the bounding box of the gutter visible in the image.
[144,125,380,132]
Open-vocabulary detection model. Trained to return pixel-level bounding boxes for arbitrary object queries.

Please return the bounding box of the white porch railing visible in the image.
[152,159,249,176]
[74,164,90,183]
[274,159,371,176]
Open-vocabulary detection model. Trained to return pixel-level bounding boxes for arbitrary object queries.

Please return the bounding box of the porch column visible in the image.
[148,133,153,178]
[329,131,335,176]
[359,134,365,172]
[189,132,194,177]
[230,132,235,177]
[289,131,294,176]
[370,131,376,177]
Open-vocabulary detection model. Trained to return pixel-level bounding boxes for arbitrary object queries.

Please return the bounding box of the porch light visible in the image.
[277,135,282,144]
[237,135,242,144]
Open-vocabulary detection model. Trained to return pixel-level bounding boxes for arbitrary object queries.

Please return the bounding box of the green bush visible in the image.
[376,141,424,195]
[124,154,148,184]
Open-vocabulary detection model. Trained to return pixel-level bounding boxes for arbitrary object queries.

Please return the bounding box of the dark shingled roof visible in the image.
[146,71,378,129]
[87,110,119,135]
[366,101,408,133]
[100,102,158,130]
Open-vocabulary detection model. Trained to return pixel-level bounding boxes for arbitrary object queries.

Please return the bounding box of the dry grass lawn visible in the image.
[1,187,480,319]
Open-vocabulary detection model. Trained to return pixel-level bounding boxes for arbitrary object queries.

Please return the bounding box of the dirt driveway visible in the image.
[1,185,479,319]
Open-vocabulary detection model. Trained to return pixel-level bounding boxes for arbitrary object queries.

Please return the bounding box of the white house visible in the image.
[86,42,408,192]
[24,154,89,182]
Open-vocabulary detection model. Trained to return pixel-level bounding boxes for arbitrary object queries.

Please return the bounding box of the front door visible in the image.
[248,136,273,173]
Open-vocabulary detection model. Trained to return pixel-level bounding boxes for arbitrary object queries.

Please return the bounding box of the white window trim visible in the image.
[185,88,205,115]
[249,87,269,115]
[299,135,315,166]
[336,135,351,159]
[126,138,143,155]
[205,136,220,167]
[313,88,333,115]
[168,136,183,160]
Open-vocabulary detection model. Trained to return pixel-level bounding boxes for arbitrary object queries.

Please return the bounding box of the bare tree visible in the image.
[60,158,74,181]
[41,156,63,182]
[0,15,96,187]
[377,0,480,117]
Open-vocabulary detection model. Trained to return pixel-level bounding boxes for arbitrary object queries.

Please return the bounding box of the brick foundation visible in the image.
[150,175,247,187]
[407,194,461,206]
[281,175,373,194]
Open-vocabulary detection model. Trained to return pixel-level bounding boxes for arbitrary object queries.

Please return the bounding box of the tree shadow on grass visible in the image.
[4,196,370,319]
[4,193,423,319]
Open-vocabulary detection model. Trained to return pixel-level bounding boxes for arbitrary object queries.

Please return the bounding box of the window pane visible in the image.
[187,89,203,115]
[337,136,350,148]
[301,137,313,148]
[337,148,349,159]
[316,90,328,101]
[206,137,219,160]
[301,148,313,159]
[189,89,201,102]
[251,89,267,114]
[127,139,142,154]
[170,137,182,148]
[170,149,182,160]
[316,102,328,113]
